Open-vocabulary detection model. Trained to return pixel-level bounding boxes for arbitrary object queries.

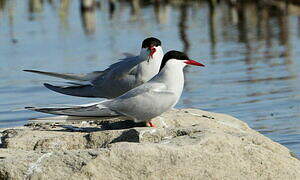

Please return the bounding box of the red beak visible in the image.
[184,60,205,67]
[149,47,156,58]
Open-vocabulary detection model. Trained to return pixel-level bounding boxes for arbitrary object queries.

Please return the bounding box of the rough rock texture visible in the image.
[0,109,299,180]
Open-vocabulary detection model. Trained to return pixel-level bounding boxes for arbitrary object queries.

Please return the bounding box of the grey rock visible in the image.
[0,109,299,180]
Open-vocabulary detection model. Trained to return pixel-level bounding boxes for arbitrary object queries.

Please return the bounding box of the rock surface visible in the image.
[0,109,299,180]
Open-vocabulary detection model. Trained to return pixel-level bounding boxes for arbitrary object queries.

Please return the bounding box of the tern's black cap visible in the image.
[142,37,162,48]
[159,50,189,71]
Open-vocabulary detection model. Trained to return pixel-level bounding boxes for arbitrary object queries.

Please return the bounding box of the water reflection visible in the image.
[179,3,189,53]
[81,0,96,35]
[28,0,43,16]
[0,0,6,10]
[109,0,116,19]
[130,0,140,18]
[153,0,170,24]
[208,0,217,58]
[3,0,297,53]
[5,0,17,43]
[59,0,70,31]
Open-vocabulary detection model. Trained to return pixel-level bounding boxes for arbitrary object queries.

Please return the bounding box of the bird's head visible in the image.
[140,37,162,60]
[159,50,205,71]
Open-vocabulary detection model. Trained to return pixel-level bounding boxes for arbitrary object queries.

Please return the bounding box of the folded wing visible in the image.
[109,82,177,122]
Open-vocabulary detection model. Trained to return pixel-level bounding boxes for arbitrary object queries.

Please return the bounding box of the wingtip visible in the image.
[43,83,62,92]
[43,83,53,88]
[23,69,39,73]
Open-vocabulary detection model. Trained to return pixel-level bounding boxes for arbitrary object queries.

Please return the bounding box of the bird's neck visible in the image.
[155,60,185,95]
[136,48,163,83]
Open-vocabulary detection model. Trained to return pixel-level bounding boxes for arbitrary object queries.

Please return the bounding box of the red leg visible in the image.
[146,121,157,128]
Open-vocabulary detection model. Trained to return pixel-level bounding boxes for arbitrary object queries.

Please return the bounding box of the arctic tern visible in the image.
[24,37,164,98]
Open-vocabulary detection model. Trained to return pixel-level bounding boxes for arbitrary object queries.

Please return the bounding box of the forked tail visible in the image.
[23,69,104,81]
[25,104,120,117]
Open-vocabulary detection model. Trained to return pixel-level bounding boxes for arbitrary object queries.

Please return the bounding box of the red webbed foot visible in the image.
[146,121,157,128]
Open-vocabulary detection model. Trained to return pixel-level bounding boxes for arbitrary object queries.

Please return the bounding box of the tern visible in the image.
[26,51,205,127]
[24,37,164,98]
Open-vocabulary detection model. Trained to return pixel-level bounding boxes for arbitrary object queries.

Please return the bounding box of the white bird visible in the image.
[24,37,164,98]
[26,51,205,127]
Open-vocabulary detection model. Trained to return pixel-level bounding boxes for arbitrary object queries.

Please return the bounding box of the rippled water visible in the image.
[0,0,300,156]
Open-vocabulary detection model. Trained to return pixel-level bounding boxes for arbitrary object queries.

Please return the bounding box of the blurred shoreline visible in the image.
[1,0,300,51]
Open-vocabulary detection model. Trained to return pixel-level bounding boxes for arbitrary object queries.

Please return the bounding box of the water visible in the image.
[0,0,300,156]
